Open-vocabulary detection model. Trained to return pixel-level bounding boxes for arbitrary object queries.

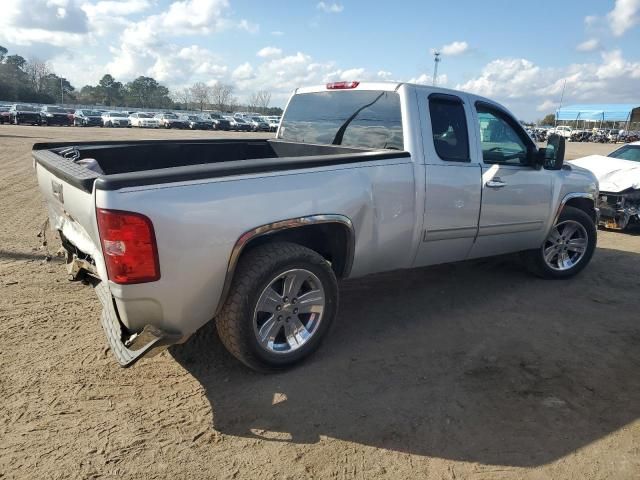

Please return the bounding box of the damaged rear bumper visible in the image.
[94,281,181,367]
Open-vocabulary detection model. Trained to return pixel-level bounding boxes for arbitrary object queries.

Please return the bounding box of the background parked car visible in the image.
[9,104,40,125]
[0,105,10,124]
[223,115,251,131]
[129,112,160,128]
[264,115,281,132]
[184,114,212,130]
[206,113,231,131]
[39,105,72,126]
[245,116,270,132]
[73,109,103,127]
[102,111,131,127]
[155,112,188,129]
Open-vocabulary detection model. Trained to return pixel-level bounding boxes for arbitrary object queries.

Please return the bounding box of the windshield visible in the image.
[187,115,199,120]
[164,113,178,119]
[109,111,126,117]
[46,106,67,113]
[279,90,404,150]
[137,113,152,118]
[17,104,37,111]
[84,110,101,116]
[609,145,640,162]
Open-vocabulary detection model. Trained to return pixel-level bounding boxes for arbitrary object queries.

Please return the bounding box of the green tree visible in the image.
[539,113,555,125]
[0,45,7,62]
[124,76,171,108]
[5,55,27,69]
[77,85,100,104]
[42,74,75,103]
[97,74,123,106]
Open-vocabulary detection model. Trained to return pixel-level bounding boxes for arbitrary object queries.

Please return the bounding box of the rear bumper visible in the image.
[94,281,181,367]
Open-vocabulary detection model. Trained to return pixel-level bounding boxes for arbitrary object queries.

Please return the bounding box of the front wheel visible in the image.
[216,242,338,371]
[522,206,596,279]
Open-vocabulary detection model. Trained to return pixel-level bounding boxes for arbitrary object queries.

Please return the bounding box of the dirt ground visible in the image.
[0,125,638,479]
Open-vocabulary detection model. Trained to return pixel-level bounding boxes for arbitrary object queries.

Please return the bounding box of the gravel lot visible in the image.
[1,125,638,479]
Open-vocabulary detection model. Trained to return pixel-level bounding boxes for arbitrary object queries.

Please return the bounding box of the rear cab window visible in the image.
[278,90,404,150]
[428,94,470,162]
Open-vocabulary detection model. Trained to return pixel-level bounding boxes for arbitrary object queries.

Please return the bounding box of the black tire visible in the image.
[216,242,338,372]
[522,206,596,279]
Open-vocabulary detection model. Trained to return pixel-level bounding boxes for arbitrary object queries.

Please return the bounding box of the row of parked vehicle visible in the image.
[0,104,281,132]
[526,125,639,144]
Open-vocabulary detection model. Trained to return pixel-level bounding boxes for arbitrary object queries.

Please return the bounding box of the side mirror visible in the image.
[538,133,565,170]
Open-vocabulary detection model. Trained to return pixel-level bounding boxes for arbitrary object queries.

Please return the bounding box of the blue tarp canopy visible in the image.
[556,104,640,122]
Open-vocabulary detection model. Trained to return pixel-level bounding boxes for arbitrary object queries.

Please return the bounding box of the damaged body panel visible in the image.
[570,143,640,230]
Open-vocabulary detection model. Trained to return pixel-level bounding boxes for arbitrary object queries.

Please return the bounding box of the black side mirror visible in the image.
[538,133,565,170]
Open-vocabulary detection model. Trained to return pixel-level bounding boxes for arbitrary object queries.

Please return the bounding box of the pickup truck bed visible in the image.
[33,139,406,192]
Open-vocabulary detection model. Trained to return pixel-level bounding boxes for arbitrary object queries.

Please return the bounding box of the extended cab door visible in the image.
[468,102,552,259]
[413,92,482,267]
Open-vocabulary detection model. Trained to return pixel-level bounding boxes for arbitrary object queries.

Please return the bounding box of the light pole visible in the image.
[432,51,441,86]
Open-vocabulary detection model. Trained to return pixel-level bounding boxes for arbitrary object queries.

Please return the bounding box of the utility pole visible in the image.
[555,79,566,128]
[432,51,441,86]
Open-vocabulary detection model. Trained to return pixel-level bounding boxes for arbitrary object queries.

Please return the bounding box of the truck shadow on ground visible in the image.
[171,247,640,467]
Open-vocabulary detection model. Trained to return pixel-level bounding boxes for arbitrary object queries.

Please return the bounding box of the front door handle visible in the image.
[486,178,506,188]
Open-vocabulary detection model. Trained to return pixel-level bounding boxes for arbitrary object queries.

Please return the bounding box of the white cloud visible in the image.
[576,38,599,52]
[103,0,256,85]
[584,15,598,26]
[232,62,255,81]
[377,70,393,80]
[339,68,365,79]
[271,30,284,36]
[237,18,259,33]
[408,73,448,86]
[536,100,556,112]
[457,50,640,117]
[316,2,343,13]
[257,46,282,58]
[0,0,89,47]
[607,0,640,36]
[437,41,469,56]
[82,0,151,17]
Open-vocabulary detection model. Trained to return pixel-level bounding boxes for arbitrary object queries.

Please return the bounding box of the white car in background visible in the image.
[102,111,131,128]
[552,125,572,138]
[265,116,281,132]
[129,112,160,128]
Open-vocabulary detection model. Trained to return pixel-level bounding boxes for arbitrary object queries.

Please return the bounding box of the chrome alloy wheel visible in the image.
[542,220,589,271]
[253,268,325,354]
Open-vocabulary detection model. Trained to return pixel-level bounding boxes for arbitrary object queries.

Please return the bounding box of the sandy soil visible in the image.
[0,125,638,479]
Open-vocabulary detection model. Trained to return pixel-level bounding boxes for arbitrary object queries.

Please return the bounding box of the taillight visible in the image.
[96,209,160,284]
[326,81,360,89]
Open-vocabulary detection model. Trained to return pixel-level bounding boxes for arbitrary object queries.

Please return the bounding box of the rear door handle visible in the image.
[486,178,506,188]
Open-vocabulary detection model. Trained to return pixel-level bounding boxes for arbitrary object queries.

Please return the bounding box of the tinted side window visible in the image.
[476,104,529,166]
[428,96,470,162]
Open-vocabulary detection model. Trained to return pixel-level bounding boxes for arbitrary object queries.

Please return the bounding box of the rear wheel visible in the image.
[523,206,596,279]
[216,242,338,371]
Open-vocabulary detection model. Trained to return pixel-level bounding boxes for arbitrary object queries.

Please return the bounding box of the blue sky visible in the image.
[1,0,640,119]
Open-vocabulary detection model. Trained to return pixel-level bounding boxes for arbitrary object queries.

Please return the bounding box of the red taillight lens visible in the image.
[96,209,160,284]
[326,81,360,89]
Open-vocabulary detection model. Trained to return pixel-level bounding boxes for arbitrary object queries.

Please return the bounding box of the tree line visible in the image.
[0,45,281,114]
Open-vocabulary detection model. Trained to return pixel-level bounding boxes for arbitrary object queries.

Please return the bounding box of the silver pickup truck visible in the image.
[34,81,599,371]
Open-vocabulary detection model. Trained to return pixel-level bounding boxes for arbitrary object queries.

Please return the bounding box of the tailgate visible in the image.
[33,149,103,274]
